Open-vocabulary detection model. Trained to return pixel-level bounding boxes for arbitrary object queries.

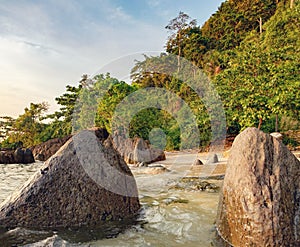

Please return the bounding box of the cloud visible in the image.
[0,0,167,117]
[0,36,84,116]
[106,6,133,22]
[147,0,161,8]
[0,2,54,41]
[0,0,226,117]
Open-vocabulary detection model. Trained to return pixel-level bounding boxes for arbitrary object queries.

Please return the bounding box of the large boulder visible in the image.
[133,138,165,164]
[31,135,72,161]
[13,148,34,164]
[0,151,14,164]
[23,148,35,164]
[216,127,300,246]
[0,129,140,228]
[13,148,24,163]
[0,148,34,164]
[112,132,166,165]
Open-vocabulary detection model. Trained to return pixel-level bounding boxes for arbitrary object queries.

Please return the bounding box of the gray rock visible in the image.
[0,129,140,228]
[31,135,72,161]
[0,151,14,164]
[23,148,34,164]
[22,235,69,247]
[11,148,34,164]
[193,159,203,166]
[216,127,300,246]
[133,139,151,164]
[206,153,218,164]
[13,148,24,163]
[111,132,166,165]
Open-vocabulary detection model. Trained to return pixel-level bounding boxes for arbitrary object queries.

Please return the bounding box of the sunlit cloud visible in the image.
[0,0,224,117]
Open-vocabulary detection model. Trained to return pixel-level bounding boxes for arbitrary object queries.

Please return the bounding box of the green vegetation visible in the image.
[214,1,300,132]
[0,103,49,148]
[1,0,299,150]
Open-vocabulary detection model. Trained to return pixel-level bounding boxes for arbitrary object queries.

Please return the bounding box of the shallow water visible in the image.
[0,161,221,247]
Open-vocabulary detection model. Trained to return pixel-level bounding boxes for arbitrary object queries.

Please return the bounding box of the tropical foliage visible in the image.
[1,0,299,149]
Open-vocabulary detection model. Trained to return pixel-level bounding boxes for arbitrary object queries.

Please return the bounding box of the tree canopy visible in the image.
[1,0,299,149]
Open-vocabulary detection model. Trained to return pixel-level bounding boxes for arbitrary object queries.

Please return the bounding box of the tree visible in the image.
[201,0,277,51]
[165,12,197,72]
[214,1,300,132]
[2,102,49,147]
[0,116,15,140]
[166,27,213,70]
[46,76,84,136]
[93,74,136,132]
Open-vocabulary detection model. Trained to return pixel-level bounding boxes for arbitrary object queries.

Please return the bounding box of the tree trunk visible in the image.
[275,114,279,132]
[290,0,294,9]
[258,118,263,130]
[177,46,181,73]
[177,32,182,73]
[259,17,263,35]
[177,53,181,73]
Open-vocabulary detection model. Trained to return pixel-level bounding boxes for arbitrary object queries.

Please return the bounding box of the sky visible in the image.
[0,0,224,117]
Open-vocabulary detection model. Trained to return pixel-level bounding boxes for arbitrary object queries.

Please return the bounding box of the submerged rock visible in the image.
[132,164,169,175]
[216,127,300,246]
[171,177,220,192]
[161,196,189,205]
[0,129,140,228]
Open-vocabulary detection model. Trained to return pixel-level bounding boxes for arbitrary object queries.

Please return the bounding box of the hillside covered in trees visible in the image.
[1,0,299,150]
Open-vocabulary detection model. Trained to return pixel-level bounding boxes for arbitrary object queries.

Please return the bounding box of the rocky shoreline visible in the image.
[0,148,34,164]
[0,128,299,246]
[0,129,141,229]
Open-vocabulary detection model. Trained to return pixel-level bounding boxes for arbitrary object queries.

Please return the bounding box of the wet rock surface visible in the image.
[0,129,140,229]
[216,127,300,246]
[0,148,34,164]
[131,164,170,175]
[171,177,220,192]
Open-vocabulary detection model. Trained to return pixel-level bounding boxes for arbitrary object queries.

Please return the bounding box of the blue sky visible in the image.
[0,0,224,117]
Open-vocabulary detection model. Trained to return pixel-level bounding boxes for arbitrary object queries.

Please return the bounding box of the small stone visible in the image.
[193,159,203,166]
[206,154,218,164]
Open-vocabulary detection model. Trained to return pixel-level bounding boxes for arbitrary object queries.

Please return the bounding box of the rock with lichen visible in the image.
[216,127,300,246]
